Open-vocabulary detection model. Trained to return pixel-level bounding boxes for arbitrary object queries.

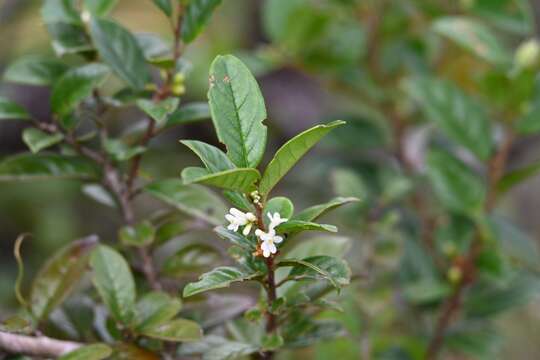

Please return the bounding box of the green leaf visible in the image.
[104,139,146,162]
[0,315,32,335]
[261,333,284,351]
[0,97,30,121]
[3,55,68,85]
[152,0,172,16]
[515,104,540,135]
[432,16,511,66]
[280,256,351,289]
[22,128,64,154]
[214,226,256,250]
[426,150,485,215]
[259,121,345,197]
[166,102,210,127]
[109,343,160,359]
[41,0,81,24]
[331,169,367,199]
[403,77,492,160]
[497,161,540,195]
[284,236,351,259]
[183,266,261,297]
[162,244,221,276]
[135,291,182,331]
[90,18,150,89]
[137,97,180,127]
[0,153,98,181]
[178,335,258,359]
[84,0,118,16]
[135,33,171,60]
[51,63,109,117]
[46,22,93,56]
[58,344,112,360]
[263,197,294,227]
[181,140,235,172]
[90,245,136,325]
[181,0,222,43]
[119,221,155,247]
[208,55,267,168]
[30,236,98,321]
[403,280,451,304]
[293,197,359,222]
[144,180,227,225]
[140,318,202,342]
[275,220,337,234]
[181,167,260,192]
[222,190,254,212]
[82,184,116,207]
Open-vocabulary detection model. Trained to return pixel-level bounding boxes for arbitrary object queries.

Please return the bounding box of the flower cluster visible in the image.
[225,208,288,258]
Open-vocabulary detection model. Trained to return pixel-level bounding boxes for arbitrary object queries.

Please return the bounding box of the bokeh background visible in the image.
[1,0,540,358]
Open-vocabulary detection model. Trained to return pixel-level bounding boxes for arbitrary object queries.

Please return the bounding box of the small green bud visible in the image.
[173,72,185,84]
[447,266,462,284]
[171,83,185,96]
[515,38,540,69]
[442,242,456,257]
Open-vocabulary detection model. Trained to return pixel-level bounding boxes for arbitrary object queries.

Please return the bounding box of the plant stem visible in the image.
[0,331,81,358]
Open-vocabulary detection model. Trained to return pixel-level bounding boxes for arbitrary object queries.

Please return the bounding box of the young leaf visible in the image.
[0,153,98,181]
[426,150,485,215]
[135,291,182,331]
[181,167,260,193]
[58,344,112,360]
[183,266,261,297]
[403,77,492,160]
[152,0,172,16]
[259,120,345,197]
[280,256,351,289]
[433,16,511,66]
[90,245,136,325]
[51,63,109,117]
[166,102,210,127]
[293,197,359,222]
[3,55,68,86]
[83,0,118,16]
[30,236,98,321]
[215,226,256,250]
[261,333,284,351]
[119,221,155,247]
[0,97,30,121]
[181,0,223,43]
[140,318,202,342]
[275,220,338,234]
[263,197,294,227]
[22,128,64,154]
[162,244,221,276]
[181,140,235,172]
[137,97,180,128]
[144,180,227,225]
[208,55,267,168]
[90,18,150,89]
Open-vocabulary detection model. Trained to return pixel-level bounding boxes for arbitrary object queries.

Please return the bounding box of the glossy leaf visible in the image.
[4,55,68,85]
[166,102,210,126]
[140,318,202,342]
[119,221,155,247]
[259,121,345,197]
[90,18,150,89]
[426,150,485,215]
[215,226,256,250]
[178,335,258,359]
[183,266,261,297]
[90,245,136,325]
[181,0,222,43]
[181,167,260,193]
[281,256,351,289]
[109,344,159,360]
[0,97,30,121]
[181,140,235,172]
[22,128,64,154]
[162,244,221,275]
[84,0,118,16]
[152,0,172,16]
[144,180,227,225]
[275,220,337,234]
[82,184,116,207]
[293,197,359,222]
[137,97,179,127]
[58,344,112,360]
[0,153,98,181]
[433,16,511,66]
[41,0,81,24]
[104,139,146,162]
[135,291,182,331]
[497,161,540,194]
[515,104,540,135]
[403,77,492,160]
[51,63,109,117]
[263,197,294,227]
[46,22,93,56]
[30,236,98,320]
[208,55,267,168]
[222,190,254,212]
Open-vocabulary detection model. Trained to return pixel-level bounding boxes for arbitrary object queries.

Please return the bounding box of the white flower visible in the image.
[267,212,288,231]
[225,208,257,236]
[255,228,283,258]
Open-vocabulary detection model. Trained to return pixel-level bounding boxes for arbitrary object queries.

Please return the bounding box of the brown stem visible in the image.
[0,331,82,358]
[425,131,514,359]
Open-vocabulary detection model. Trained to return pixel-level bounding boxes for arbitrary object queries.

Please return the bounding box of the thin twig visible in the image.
[0,331,82,358]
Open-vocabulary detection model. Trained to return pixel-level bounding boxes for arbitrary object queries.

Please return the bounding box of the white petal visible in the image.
[243,223,252,236]
[225,214,235,222]
[261,241,270,252]
[245,213,257,221]
[269,242,277,254]
[263,249,271,258]
[230,208,244,217]
[267,212,274,221]
[273,235,283,244]
[255,229,264,237]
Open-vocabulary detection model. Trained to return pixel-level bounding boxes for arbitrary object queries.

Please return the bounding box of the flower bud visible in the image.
[447,266,462,284]
[171,83,185,96]
[515,38,540,69]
